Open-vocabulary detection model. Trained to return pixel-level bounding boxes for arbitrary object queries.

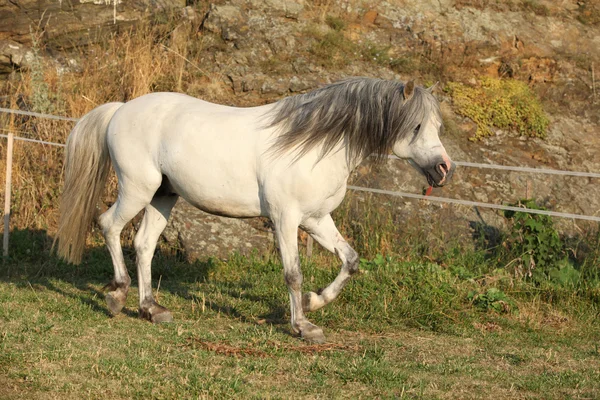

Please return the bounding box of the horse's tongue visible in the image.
[425,186,433,196]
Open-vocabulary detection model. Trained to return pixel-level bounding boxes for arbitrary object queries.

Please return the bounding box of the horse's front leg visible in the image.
[273,213,326,343]
[300,214,359,312]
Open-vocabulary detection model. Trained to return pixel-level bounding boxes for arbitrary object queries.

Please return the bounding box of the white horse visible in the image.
[56,77,455,343]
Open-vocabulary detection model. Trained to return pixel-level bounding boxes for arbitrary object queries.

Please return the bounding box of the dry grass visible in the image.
[0,15,231,234]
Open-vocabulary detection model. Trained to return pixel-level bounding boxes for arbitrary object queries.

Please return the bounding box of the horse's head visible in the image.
[392,82,455,188]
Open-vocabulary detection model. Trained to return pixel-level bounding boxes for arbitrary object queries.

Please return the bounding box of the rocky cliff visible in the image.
[0,0,185,72]
[2,0,599,258]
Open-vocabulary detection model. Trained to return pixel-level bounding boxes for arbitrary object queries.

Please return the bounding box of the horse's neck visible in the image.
[341,140,369,172]
[322,141,368,179]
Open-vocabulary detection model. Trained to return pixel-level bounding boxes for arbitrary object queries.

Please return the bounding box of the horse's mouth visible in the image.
[409,159,454,188]
[425,171,444,187]
[425,163,451,187]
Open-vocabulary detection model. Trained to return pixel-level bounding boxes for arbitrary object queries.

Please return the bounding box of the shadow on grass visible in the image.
[1,228,288,329]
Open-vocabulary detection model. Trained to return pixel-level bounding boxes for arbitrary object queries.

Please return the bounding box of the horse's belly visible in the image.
[181,190,262,218]
[165,168,263,218]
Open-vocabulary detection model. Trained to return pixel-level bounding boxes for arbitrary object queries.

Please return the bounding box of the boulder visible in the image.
[163,199,275,262]
[0,40,34,73]
[0,0,185,73]
[203,4,249,44]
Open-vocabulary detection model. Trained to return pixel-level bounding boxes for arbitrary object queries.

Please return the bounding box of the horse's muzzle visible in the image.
[425,161,455,187]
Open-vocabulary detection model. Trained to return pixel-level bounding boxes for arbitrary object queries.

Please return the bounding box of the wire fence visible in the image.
[1,107,599,257]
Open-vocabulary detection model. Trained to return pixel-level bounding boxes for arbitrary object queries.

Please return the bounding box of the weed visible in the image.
[306,27,356,68]
[469,287,516,313]
[446,77,549,140]
[28,29,58,114]
[577,2,600,25]
[360,42,391,66]
[325,15,346,31]
[503,199,566,280]
[521,0,549,16]
[389,56,418,75]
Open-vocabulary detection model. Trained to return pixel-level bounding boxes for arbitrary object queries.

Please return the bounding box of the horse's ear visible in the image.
[403,80,415,101]
[427,81,440,93]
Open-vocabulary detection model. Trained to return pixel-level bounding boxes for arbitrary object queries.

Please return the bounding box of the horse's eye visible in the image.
[413,124,421,135]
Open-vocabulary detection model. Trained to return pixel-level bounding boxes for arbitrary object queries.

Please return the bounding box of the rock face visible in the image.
[3,0,600,257]
[0,40,34,73]
[0,0,185,71]
[197,0,600,235]
[162,200,275,262]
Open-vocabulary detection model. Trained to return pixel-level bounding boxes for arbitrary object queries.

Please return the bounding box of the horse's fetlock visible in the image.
[346,251,360,274]
[104,277,130,292]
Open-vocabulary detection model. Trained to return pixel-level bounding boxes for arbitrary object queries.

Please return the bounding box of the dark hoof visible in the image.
[103,279,129,316]
[300,323,326,344]
[139,303,173,324]
[105,291,127,316]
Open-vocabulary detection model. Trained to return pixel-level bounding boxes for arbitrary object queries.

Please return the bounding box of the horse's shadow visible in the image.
[2,228,288,328]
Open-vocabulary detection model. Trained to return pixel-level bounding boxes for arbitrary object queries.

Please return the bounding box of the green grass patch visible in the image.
[577,2,600,25]
[520,0,549,16]
[1,223,599,398]
[446,77,549,140]
[306,26,357,68]
[325,15,346,32]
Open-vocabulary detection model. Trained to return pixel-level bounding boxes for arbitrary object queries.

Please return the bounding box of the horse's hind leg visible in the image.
[300,214,359,312]
[99,170,162,316]
[99,190,156,315]
[135,194,179,323]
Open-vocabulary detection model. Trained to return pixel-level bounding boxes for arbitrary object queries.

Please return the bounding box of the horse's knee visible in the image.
[134,237,155,264]
[133,236,148,254]
[284,270,303,291]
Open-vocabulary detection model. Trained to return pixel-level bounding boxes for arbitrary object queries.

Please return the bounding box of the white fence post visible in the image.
[3,130,13,257]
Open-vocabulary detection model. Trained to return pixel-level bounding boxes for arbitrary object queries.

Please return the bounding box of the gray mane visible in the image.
[267,77,441,162]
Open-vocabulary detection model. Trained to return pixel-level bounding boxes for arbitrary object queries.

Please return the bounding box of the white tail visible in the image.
[54,102,124,264]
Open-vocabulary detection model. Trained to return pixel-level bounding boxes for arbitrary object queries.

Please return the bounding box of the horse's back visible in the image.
[105,92,351,220]
[106,92,275,217]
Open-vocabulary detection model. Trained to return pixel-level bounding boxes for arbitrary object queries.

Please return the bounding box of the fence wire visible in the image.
[347,186,600,222]
[1,107,599,223]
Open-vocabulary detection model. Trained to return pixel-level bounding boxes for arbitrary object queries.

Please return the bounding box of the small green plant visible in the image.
[360,42,391,66]
[548,263,581,287]
[325,15,346,31]
[359,253,389,271]
[446,77,549,140]
[29,29,55,114]
[468,287,516,313]
[503,199,567,280]
[521,0,549,16]
[577,2,600,25]
[389,56,421,75]
[307,28,356,68]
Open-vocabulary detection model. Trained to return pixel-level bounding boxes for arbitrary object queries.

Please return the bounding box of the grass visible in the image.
[1,208,599,399]
[0,7,599,398]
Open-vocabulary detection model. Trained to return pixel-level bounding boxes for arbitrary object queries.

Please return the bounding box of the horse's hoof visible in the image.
[301,323,326,344]
[139,303,173,324]
[105,291,127,316]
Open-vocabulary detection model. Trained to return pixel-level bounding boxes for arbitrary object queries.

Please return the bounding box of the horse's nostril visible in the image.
[436,163,448,176]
